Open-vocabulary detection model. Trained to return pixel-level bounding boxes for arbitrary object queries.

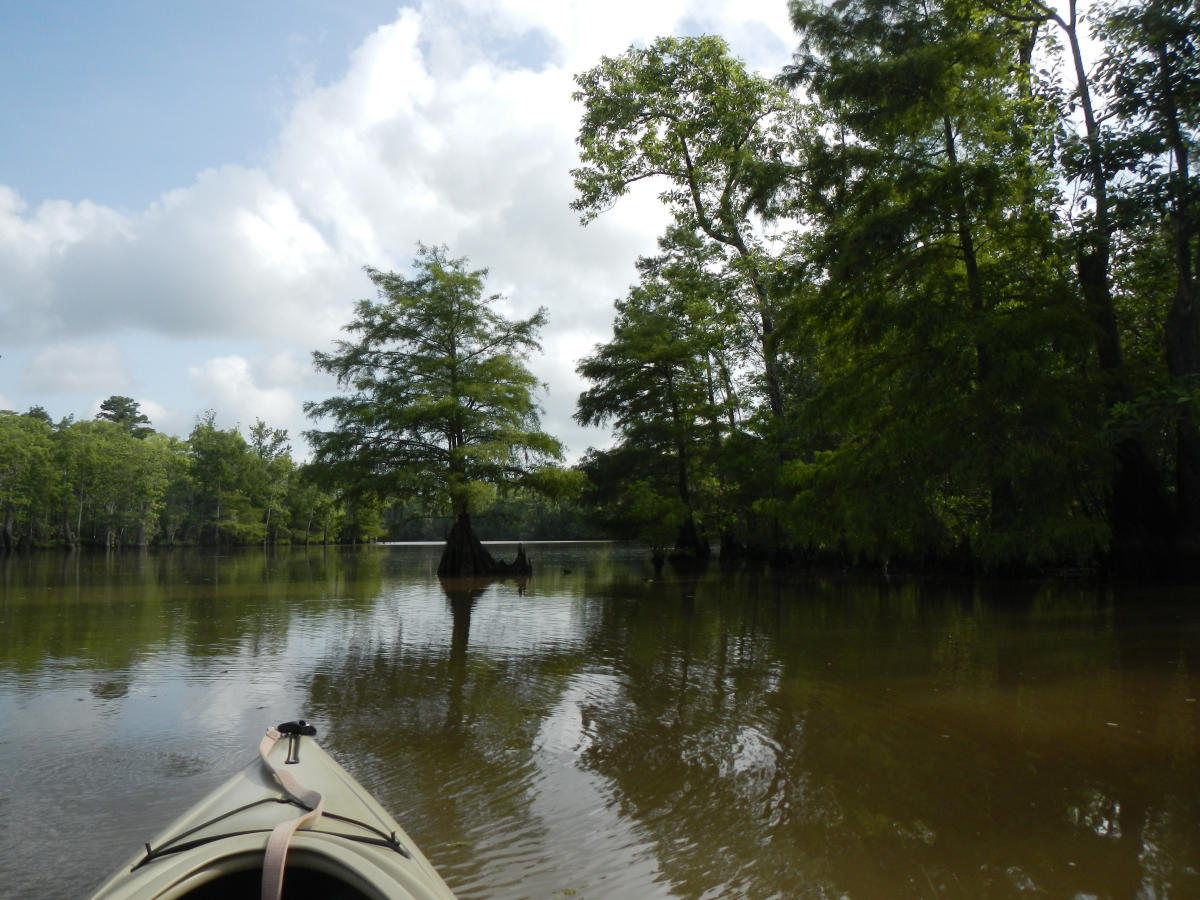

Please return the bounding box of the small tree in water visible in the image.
[305,245,562,575]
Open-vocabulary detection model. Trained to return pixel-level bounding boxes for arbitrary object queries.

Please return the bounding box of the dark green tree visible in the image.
[24,405,53,426]
[56,419,115,545]
[248,419,294,544]
[187,412,262,545]
[981,0,1178,570]
[784,0,1106,567]
[0,412,56,549]
[155,434,192,545]
[305,245,562,575]
[1094,0,1200,559]
[96,395,154,438]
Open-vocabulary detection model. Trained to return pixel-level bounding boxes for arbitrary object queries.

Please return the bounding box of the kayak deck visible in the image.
[87,723,457,900]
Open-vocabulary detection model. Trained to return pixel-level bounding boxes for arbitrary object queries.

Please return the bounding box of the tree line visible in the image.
[0,400,330,549]
[0,395,593,551]
[301,0,1199,576]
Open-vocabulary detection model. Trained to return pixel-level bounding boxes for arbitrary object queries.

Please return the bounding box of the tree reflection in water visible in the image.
[295,558,1198,899]
[305,573,611,898]
[568,575,1198,899]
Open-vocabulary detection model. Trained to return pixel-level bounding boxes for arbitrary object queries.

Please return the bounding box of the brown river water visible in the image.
[0,544,1197,899]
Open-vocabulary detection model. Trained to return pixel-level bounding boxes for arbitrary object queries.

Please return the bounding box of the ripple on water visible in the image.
[440,672,676,900]
[315,670,676,900]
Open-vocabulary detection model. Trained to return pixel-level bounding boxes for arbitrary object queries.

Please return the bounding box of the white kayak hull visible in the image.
[87,724,457,900]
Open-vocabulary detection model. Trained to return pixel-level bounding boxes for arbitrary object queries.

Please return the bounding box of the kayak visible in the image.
[87,721,458,900]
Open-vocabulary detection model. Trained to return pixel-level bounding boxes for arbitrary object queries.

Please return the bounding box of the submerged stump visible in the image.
[437,512,532,577]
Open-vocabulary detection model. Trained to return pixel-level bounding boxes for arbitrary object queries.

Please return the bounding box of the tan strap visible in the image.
[259,728,326,900]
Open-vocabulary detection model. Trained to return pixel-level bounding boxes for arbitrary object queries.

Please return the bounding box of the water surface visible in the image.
[1,545,1196,898]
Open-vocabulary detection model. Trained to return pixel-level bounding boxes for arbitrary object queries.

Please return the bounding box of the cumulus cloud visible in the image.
[0,0,797,457]
[189,355,305,435]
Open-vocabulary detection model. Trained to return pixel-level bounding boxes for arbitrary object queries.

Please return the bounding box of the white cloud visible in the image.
[188,355,306,436]
[0,187,133,340]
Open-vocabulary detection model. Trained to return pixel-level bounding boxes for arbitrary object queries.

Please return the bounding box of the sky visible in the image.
[0,0,798,461]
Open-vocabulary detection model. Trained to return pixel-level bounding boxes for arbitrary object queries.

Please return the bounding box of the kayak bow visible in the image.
[87,721,458,900]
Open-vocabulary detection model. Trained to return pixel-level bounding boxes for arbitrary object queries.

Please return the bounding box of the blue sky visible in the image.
[0,1,408,207]
[0,0,797,459]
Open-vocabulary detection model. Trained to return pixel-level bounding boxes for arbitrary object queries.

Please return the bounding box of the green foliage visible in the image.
[0,403,363,549]
[96,395,154,438]
[577,447,689,546]
[573,36,810,422]
[155,434,193,545]
[336,494,386,544]
[779,0,1113,568]
[568,0,1194,571]
[188,412,258,544]
[469,474,597,541]
[572,35,804,232]
[58,420,156,546]
[576,228,750,552]
[281,464,343,545]
[0,411,56,547]
[306,244,563,521]
[1094,0,1200,547]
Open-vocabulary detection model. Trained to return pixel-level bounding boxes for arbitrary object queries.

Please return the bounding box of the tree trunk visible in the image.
[1057,0,1124,377]
[1156,38,1200,561]
[673,513,711,562]
[136,502,149,548]
[437,512,531,577]
[943,114,1018,542]
[726,232,785,422]
[1030,0,1171,569]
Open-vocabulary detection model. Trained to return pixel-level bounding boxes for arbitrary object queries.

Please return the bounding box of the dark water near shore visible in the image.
[1,544,1197,899]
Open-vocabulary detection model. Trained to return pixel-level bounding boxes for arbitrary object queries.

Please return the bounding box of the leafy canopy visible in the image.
[571,34,803,234]
[96,395,154,438]
[305,245,562,516]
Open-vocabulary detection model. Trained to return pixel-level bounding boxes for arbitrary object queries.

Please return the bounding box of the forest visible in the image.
[2,0,1196,575]
[0,397,585,550]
